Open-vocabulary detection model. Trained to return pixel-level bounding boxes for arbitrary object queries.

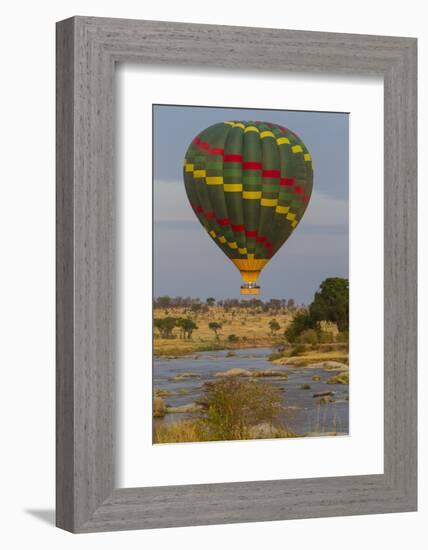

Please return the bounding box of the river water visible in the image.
[154,347,349,437]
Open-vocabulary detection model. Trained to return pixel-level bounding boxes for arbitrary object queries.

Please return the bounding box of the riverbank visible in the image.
[154,335,284,357]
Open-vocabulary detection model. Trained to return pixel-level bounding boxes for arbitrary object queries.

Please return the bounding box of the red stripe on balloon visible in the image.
[231,224,245,232]
[294,186,304,194]
[262,169,280,178]
[208,148,224,156]
[245,230,257,238]
[256,236,266,243]
[280,178,295,186]
[204,211,215,220]
[224,154,242,163]
[217,217,230,226]
[243,162,262,170]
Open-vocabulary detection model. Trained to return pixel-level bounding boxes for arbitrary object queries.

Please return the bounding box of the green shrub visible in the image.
[268,351,284,362]
[284,311,315,342]
[298,329,319,345]
[197,378,283,440]
[336,331,349,343]
[291,344,306,356]
[318,330,335,344]
[227,334,239,343]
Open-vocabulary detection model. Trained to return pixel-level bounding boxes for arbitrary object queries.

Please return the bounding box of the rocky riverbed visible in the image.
[153,347,349,437]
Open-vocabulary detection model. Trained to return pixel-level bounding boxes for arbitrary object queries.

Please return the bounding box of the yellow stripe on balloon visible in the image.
[218,236,227,244]
[244,126,260,134]
[206,176,223,185]
[286,212,297,222]
[291,145,303,153]
[260,131,275,139]
[209,230,216,238]
[291,220,298,228]
[276,205,290,214]
[224,183,243,192]
[238,247,247,255]
[261,198,278,207]
[227,241,238,249]
[193,170,206,178]
[243,191,262,199]
[184,163,194,172]
[304,153,312,161]
[247,254,255,260]
[276,137,290,145]
[233,122,245,129]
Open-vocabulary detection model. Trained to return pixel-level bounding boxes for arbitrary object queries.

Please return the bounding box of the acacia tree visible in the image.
[153,316,177,339]
[269,319,281,336]
[208,321,222,340]
[176,317,198,339]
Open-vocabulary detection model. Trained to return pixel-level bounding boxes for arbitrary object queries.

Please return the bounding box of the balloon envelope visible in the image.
[183,121,313,294]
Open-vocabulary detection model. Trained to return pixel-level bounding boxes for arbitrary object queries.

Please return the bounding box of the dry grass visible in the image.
[153,420,206,443]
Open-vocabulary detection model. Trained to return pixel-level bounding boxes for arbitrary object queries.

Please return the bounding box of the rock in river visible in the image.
[215,368,253,377]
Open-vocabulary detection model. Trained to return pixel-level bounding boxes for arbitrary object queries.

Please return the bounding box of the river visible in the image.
[154,347,349,437]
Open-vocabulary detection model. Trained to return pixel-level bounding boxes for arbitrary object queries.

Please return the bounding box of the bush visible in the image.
[197,378,283,440]
[298,329,319,345]
[268,351,284,362]
[153,396,167,418]
[227,334,239,343]
[290,344,306,356]
[336,331,349,343]
[284,311,315,342]
[318,330,335,344]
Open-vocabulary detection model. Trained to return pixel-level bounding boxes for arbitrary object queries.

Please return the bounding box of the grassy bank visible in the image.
[269,343,349,368]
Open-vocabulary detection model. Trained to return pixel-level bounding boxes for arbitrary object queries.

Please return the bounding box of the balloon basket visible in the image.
[240,283,260,295]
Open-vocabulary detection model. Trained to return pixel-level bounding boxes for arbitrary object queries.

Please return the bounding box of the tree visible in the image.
[155,295,172,309]
[191,302,202,316]
[176,317,198,339]
[309,277,349,332]
[269,319,281,336]
[284,311,315,342]
[206,297,216,307]
[153,316,177,339]
[208,321,222,340]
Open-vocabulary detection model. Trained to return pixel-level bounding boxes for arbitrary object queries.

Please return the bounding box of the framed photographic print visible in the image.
[56,16,417,532]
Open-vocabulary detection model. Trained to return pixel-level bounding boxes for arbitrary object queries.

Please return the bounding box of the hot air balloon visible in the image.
[183,121,313,295]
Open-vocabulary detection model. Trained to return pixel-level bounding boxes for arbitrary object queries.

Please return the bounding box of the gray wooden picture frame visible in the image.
[56,16,417,533]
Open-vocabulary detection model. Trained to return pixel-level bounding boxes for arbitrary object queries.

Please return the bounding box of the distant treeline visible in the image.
[153,295,297,312]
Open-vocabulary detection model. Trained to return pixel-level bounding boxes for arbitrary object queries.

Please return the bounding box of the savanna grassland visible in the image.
[153,302,296,357]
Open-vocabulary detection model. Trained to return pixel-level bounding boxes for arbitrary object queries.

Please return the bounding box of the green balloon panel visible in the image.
[183,121,313,261]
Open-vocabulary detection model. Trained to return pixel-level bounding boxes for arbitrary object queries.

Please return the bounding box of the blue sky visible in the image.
[153,105,349,304]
